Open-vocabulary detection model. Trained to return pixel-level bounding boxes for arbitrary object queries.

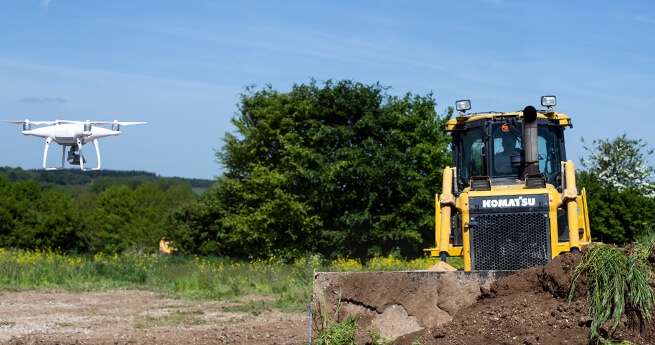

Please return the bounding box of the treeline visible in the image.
[0,167,214,190]
[0,174,197,253]
[0,80,652,261]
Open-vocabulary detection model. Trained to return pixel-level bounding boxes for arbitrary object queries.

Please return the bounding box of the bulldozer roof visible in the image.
[444,110,572,132]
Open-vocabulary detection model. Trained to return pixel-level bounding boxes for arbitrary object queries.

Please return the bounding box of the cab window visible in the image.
[492,123,522,176]
[537,126,561,185]
[458,128,484,187]
[490,122,562,184]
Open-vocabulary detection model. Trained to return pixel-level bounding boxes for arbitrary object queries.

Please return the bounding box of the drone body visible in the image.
[3,119,146,171]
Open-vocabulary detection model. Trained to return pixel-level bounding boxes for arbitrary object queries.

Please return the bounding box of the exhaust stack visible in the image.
[522,105,539,178]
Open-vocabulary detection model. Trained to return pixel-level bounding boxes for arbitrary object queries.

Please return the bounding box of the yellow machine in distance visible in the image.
[425,96,591,271]
[159,237,181,255]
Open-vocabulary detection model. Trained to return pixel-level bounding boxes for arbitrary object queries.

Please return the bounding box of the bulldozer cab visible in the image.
[454,116,567,190]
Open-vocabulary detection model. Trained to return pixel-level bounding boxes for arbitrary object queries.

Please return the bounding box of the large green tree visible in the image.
[578,134,655,243]
[180,79,452,260]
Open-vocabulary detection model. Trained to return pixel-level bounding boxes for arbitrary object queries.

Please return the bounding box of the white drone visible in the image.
[2,119,146,171]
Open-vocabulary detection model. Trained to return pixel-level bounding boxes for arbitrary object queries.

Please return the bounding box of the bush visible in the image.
[578,171,655,243]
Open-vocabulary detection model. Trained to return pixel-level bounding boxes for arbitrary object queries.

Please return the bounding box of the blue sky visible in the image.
[1,1,653,180]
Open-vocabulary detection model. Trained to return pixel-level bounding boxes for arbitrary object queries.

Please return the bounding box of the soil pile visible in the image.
[395,249,655,345]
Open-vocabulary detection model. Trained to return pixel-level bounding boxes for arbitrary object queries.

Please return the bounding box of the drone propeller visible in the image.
[49,119,146,132]
[91,120,147,131]
[92,120,147,126]
[2,119,56,125]
[57,120,146,126]
[56,120,100,125]
[2,119,57,131]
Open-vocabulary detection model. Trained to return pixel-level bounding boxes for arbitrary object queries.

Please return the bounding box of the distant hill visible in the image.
[0,167,215,195]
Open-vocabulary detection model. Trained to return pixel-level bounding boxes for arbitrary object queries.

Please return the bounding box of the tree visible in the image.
[199,79,452,260]
[130,182,195,252]
[93,182,196,254]
[578,134,655,243]
[0,172,197,254]
[165,184,226,256]
[33,189,82,251]
[93,186,137,253]
[73,191,100,251]
[0,176,84,251]
[577,170,655,243]
[580,134,654,197]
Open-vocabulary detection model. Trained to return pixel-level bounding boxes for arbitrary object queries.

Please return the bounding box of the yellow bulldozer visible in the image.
[159,237,181,255]
[425,96,592,270]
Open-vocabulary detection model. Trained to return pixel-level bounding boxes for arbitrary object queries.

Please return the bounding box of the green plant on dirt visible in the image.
[637,223,655,245]
[312,289,397,345]
[314,290,358,345]
[569,236,655,344]
[365,329,396,344]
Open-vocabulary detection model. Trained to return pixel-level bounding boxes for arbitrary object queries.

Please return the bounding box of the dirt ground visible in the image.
[0,290,310,345]
[3,246,654,345]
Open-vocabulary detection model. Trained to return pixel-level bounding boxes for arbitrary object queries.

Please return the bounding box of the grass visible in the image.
[313,289,395,345]
[314,290,358,345]
[0,248,447,313]
[55,322,75,327]
[569,232,655,345]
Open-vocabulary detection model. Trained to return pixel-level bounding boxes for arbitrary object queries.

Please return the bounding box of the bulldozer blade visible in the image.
[312,270,516,339]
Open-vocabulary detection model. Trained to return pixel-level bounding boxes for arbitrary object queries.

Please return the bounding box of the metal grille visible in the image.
[470,212,550,270]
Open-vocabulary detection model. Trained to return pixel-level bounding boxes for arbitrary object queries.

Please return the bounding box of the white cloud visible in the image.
[40,0,52,8]
[19,97,66,104]
[636,16,655,25]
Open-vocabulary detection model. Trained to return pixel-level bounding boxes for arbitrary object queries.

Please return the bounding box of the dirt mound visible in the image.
[395,250,655,345]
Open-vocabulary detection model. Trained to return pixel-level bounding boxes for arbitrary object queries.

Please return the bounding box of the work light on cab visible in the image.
[456,100,471,114]
[541,95,556,109]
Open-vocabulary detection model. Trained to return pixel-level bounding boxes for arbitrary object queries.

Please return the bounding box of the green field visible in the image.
[0,248,459,312]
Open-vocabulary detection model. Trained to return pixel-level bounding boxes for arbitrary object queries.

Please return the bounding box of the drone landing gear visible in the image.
[78,138,101,172]
[43,137,101,171]
[43,137,64,171]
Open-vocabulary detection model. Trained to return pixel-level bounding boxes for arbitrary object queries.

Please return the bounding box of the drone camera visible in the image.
[67,147,87,165]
